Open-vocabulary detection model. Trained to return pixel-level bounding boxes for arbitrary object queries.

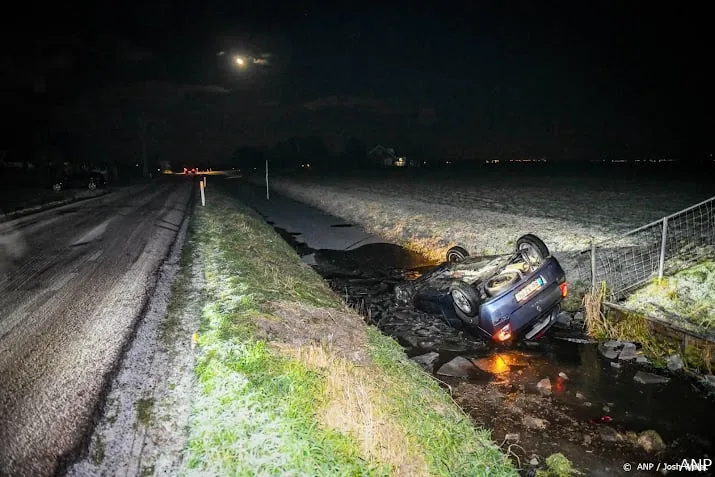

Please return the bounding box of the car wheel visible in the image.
[485,271,521,297]
[52,183,62,192]
[515,234,549,266]
[449,281,480,317]
[446,246,469,263]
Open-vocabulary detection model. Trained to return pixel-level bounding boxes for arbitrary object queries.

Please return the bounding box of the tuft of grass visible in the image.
[135,397,155,426]
[182,188,516,476]
[536,453,579,477]
[91,434,105,465]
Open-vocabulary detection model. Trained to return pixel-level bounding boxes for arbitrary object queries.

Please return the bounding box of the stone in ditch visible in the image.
[598,425,625,442]
[436,356,478,378]
[633,371,670,385]
[529,456,540,466]
[619,345,638,361]
[636,355,650,364]
[558,372,569,380]
[666,354,684,372]
[598,341,621,359]
[637,430,665,452]
[576,391,586,400]
[522,416,548,430]
[574,311,584,322]
[536,378,552,395]
[411,352,439,372]
[611,361,622,369]
[702,375,715,388]
[556,311,573,326]
[504,433,520,442]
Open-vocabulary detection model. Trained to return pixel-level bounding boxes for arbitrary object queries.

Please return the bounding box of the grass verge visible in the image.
[183,189,515,476]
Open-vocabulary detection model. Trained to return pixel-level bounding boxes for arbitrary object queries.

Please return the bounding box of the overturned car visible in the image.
[395,234,567,343]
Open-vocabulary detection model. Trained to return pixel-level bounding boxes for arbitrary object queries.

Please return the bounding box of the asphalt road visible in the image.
[0,177,193,476]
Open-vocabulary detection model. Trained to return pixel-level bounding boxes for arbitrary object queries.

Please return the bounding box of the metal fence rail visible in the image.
[580,196,715,299]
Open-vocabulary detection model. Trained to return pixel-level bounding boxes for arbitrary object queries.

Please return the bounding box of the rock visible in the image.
[598,425,625,442]
[634,371,670,385]
[583,401,593,407]
[636,355,650,364]
[574,311,584,322]
[537,377,552,396]
[618,345,638,361]
[611,361,622,369]
[558,372,569,380]
[504,433,520,442]
[637,430,666,452]
[576,391,586,400]
[666,354,684,372]
[522,416,548,430]
[702,375,715,388]
[436,356,478,378]
[414,328,432,337]
[556,311,573,326]
[603,406,610,413]
[598,341,622,359]
[411,352,439,372]
[583,434,592,446]
[529,456,540,466]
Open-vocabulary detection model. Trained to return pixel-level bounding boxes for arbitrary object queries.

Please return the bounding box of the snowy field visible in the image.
[263,172,715,286]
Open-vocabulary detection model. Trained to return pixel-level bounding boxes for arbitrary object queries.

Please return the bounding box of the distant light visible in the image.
[136,163,139,167]
[235,56,245,66]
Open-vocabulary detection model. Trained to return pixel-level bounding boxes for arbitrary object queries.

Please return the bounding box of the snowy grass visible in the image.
[626,259,715,332]
[264,174,713,285]
[185,191,516,476]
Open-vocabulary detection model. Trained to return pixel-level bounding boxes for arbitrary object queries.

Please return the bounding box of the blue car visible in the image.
[394,234,568,343]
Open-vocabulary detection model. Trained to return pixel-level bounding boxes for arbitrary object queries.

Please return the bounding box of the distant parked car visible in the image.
[394,234,568,343]
[52,171,107,192]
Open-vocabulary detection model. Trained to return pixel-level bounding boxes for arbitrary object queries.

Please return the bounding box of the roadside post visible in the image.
[203,176,207,189]
[265,159,270,200]
[200,179,206,206]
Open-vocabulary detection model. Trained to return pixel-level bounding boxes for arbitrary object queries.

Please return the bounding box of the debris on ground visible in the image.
[636,430,665,452]
[633,371,670,385]
[666,354,685,372]
[537,378,552,396]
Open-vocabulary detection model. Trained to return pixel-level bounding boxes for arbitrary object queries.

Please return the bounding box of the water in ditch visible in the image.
[273,225,714,476]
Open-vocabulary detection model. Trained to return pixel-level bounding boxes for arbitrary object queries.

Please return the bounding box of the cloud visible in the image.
[302,95,408,115]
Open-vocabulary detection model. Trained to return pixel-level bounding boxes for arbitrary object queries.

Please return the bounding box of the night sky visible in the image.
[1,2,711,164]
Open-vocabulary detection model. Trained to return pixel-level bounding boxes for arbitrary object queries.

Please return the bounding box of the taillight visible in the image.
[559,282,568,298]
[494,324,512,342]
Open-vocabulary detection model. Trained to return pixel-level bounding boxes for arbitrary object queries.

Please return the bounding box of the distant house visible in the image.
[367,145,408,168]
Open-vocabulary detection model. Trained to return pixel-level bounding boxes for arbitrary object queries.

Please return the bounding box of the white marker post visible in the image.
[265,159,270,200]
[203,176,207,189]
[200,179,206,206]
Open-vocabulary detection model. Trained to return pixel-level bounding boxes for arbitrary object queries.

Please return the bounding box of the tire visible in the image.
[52,183,62,192]
[446,246,469,263]
[485,271,521,297]
[515,234,549,266]
[449,281,481,317]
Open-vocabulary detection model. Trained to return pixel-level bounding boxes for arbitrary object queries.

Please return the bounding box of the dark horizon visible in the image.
[1,2,712,166]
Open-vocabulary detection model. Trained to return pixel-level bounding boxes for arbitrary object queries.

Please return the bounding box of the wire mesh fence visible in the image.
[573,196,715,300]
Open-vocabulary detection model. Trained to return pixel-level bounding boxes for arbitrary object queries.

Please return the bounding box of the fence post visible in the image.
[658,217,668,279]
[590,241,597,291]
[265,159,269,200]
[200,180,205,206]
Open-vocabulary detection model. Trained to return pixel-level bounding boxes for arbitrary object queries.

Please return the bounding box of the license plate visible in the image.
[515,276,545,302]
